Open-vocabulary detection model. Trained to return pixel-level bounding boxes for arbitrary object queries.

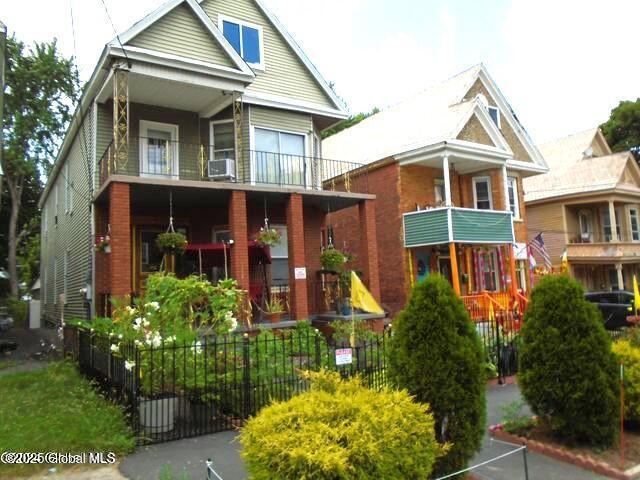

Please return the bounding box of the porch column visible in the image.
[228,191,250,291]
[616,263,624,290]
[509,244,518,296]
[502,165,510,211]
[449,243,461,295]
[286,193,309,320]
[359,200,381,301]
[109,182,132,299]
[609,201,618,242]
[442,154,452,206]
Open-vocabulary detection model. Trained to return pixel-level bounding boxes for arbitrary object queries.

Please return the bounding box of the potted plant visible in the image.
[320,247,346,273]
[94,234,111,253]
[264,297,286,323]
[155,232,188,255]
[255,227,281,247]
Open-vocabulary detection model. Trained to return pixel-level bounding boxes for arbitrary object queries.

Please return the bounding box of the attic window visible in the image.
[487,106,501,128]
[220,15,263,69]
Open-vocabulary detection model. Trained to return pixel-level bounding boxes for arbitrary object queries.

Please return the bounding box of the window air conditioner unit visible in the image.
[208,158,236,180]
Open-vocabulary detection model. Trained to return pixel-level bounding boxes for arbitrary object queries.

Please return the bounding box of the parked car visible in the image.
[585,291,635,329]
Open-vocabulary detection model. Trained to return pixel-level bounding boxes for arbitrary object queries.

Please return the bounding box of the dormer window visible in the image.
[220,15,264,69]
[487,105,501,128]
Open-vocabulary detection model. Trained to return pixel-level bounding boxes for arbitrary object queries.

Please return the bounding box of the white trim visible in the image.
[472,176,493,210]
[505,159,548,175]
[630,208,640,242]
[442,154,451,207]
[218,14,265,70]
[396,140,511,166]
[241,91,348,119]
[139,120,180,178]
[403,205,513,217]
[109,45,253,82]
[209,119,235,178]
[247,0,348,113]
[446,207,453,242]
[451,100,512,154]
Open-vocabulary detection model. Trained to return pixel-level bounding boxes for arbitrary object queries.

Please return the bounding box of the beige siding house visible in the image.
[524,128,640,291]
[39,0,381,324]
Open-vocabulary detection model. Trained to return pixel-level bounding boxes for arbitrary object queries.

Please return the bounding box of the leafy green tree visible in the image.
[389,275,486,476]
[2,36,78,296]
[600,99,640,161]
[322,107,380,139]
[519,274,618,446]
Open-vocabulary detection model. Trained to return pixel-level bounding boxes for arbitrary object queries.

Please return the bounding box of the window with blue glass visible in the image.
[221,16,263,67]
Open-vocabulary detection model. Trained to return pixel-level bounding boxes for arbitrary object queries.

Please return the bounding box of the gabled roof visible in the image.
[112,0,255,77]
[322,64,546,171]
[524,151,640,203]
[537,128,612,170]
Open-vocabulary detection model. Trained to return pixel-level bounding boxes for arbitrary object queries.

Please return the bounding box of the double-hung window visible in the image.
[473,176,493,210]
[140,120,179,178]
[630,208,640,241]
[253,127,306,187]
[602,208,621,242]
[507,176,519,218]
[220,16,264,69]
[269,225,289,283]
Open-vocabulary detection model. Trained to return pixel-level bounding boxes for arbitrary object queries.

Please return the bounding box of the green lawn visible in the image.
[0,361,135,476]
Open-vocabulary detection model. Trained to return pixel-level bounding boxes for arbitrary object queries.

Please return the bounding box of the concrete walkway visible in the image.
[471,383,605,479]
[118,384,606,480]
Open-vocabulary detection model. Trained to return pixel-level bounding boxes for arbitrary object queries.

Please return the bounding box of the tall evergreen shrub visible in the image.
[389,275,486,476]
[519,274,617,446]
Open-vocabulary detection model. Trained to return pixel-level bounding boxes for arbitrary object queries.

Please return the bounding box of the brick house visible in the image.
[38,0,379,324]
[525,128,640,291]
[323,64,548,316]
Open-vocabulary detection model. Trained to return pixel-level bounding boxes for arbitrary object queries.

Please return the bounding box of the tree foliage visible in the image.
[519,274,618,446]
[322,107,380,139]
[388,275,486,476]
[240,370,445,480]
[600,99,640,161]
[2,35,78,295]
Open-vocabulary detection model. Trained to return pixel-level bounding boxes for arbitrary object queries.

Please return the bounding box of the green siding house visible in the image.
[39,0,380,324]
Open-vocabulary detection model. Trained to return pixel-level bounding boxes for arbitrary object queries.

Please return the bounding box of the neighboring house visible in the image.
[39,0,379,323]
[323,64,548,316]
[524,128,640,291]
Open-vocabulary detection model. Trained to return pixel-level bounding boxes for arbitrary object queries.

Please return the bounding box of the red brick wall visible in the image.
[229,191,250,290]
[359,199,381,301]
[286,193,308,320]
[109,182,132,298]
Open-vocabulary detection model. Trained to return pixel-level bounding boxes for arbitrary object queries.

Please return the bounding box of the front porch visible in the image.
[93,179,379,323]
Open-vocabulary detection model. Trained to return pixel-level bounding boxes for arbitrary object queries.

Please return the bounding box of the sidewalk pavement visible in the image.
[119,383,606,480]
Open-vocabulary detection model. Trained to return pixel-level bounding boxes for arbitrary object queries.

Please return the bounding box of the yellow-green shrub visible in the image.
[239,370,446,480]
[613,339,640,422]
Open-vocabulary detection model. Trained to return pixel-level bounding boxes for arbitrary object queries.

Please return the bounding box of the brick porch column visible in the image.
[359,199,381,301]
[228,190,250,290]
[109,182,132,299]
[287,193,309,320]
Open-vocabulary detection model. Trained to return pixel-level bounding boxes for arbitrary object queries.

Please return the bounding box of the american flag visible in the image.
[530,233,552,269]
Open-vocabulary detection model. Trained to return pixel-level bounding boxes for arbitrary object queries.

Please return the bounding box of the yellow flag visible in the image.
[488,301,495,322]
[561,249,569,273]
[350,271,384,314]
[633,275,640,313]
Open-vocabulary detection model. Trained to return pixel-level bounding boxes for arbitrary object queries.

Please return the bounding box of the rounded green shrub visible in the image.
[388,274,486,476]
[519,274,618,446]
[612,339,640,423]
[239,370,445,480]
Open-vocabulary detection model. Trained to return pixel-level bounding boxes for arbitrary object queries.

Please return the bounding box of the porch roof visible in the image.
[94,175,374,213]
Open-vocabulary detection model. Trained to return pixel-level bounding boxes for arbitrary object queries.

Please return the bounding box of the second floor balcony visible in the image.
[98,136,368,194]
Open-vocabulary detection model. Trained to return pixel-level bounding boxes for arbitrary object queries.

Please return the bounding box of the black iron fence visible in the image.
[64,325,387,445]
[474,313,522,380]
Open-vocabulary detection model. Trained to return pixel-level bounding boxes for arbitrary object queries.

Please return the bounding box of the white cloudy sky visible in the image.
[2,0,638,143]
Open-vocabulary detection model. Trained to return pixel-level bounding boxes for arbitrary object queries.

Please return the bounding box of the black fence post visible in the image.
[242,334,251,421]
[314,334,321,370]
[495,315,503,384]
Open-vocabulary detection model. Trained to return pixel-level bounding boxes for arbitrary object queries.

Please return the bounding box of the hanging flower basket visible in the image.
[255,227,281,247]
[320,247,346,273]
[156,232,188,255]
[94,234,111,253]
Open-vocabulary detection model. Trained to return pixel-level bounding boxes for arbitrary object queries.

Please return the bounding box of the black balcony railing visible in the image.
[98,137,368,194]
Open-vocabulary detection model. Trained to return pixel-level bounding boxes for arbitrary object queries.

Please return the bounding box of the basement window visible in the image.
[220,15,264,69]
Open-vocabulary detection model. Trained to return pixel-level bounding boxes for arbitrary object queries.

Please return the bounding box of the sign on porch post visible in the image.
[294,267,307,280]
